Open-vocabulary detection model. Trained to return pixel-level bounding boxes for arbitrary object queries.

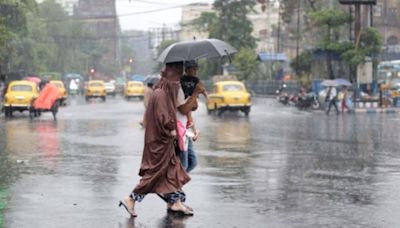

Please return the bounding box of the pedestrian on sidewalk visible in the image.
[326,86,339,115]
[119,61,203,217]
[341,86,350,113]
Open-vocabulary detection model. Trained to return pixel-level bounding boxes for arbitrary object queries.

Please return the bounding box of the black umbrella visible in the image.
[144,75,160,85]
[157,39,237,64]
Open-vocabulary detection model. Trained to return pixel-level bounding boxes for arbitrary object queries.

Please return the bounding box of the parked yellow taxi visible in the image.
[3,80,39,117]
[85,80,106,101]
[124,81,144,100]
[207,80,251,116]
[50,80,68,106]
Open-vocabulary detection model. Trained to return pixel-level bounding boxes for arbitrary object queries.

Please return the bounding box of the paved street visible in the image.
[1,96,400,228]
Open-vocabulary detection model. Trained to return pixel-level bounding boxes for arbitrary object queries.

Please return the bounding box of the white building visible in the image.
[58,0,79,15]
[180,1,281,52]
[181,3,214,42]
[36,0,78,15]
[250,0,281,52]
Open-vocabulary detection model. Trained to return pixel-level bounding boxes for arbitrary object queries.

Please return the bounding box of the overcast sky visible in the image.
[116,0,214,31]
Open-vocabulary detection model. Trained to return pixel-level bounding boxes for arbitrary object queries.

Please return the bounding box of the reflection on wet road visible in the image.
[1,96,400,227]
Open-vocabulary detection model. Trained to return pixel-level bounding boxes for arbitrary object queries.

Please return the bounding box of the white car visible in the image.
[104,82,116,97]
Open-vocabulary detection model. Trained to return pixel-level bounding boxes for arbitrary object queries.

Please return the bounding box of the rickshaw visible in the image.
[29,81,59,121]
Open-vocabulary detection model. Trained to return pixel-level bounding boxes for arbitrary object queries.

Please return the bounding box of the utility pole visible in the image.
[276,1,283,53]
[355,4,361,48]
[296,0,301,77]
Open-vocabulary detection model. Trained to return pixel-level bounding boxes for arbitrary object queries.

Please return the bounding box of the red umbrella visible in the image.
[23,76,41,84]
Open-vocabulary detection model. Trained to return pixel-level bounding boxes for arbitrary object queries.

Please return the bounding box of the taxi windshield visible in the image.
[129,83,142,87]
[11,85,33,92]
[89,82,103,87]
[223,84,243,92]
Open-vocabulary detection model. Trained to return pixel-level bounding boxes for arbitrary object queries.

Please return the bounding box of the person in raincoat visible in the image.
[34,80,59,110]
[119,61,204,217]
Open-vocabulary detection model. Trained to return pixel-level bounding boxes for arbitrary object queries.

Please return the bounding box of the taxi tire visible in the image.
[217,109,224,117]
[4,107,11,117]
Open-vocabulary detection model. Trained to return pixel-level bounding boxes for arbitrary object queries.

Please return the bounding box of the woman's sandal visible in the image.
[167,204,194,216]
[119,199,137,217]
[167,208,194,216]
[167,203,193,211]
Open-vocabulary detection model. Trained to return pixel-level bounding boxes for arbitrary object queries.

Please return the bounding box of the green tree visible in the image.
[0,0,112,77]
[280,0,321,24]
[213,0,257,50]
[153,39,178,72]
[232,48,258,81]
[190,0,257,79]
[0,18,13,65]
[290,50,313,77]
[0,0,37,73]
[341,28,382,67]
[308,8,352,79]
[37,0,110,75]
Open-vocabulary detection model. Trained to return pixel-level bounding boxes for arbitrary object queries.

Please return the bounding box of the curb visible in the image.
[353,108,400,114]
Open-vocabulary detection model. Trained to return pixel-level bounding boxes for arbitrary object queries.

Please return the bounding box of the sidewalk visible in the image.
[353,108,400,114]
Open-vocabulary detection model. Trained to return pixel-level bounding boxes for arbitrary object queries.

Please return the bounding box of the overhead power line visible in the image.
[39,0,213,23]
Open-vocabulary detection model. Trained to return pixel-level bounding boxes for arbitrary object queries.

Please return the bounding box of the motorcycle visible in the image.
[276,84,290,105]
[296,92,320,110]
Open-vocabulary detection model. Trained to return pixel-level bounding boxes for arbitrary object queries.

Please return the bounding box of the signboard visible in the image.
[338,0,376,5]
[357,61,373,84]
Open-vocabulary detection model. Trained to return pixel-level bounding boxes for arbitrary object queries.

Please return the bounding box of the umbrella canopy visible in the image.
[157,39,237,63]
[321,80,338,87]
[144,75,160,85]
[23,76,41,84]
[334,78,352,87]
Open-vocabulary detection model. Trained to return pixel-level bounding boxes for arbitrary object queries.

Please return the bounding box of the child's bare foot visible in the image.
[169,200,193,215]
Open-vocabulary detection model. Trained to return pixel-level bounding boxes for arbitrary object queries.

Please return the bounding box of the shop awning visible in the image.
[258,53,288,62]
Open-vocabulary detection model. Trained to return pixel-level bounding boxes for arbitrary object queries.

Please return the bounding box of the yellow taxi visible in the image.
[50,80,68,106]
[3,80,39,117]
[85,80,106,101]
[207,80,251,116]
[124,81,145,100]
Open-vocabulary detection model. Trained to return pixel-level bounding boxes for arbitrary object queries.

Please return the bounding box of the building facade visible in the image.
[373,0,400,59]
[181,3,214,42]
[74,0,120,69]
[180,1,281,53]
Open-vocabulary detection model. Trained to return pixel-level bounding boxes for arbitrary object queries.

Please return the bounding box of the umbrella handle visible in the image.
[225,50,233,63]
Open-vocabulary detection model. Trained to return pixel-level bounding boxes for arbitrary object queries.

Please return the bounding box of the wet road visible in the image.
[1,96,400,227]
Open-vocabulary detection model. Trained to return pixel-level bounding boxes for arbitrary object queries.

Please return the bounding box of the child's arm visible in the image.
[202,90,209,103]
[186,111,195,130]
